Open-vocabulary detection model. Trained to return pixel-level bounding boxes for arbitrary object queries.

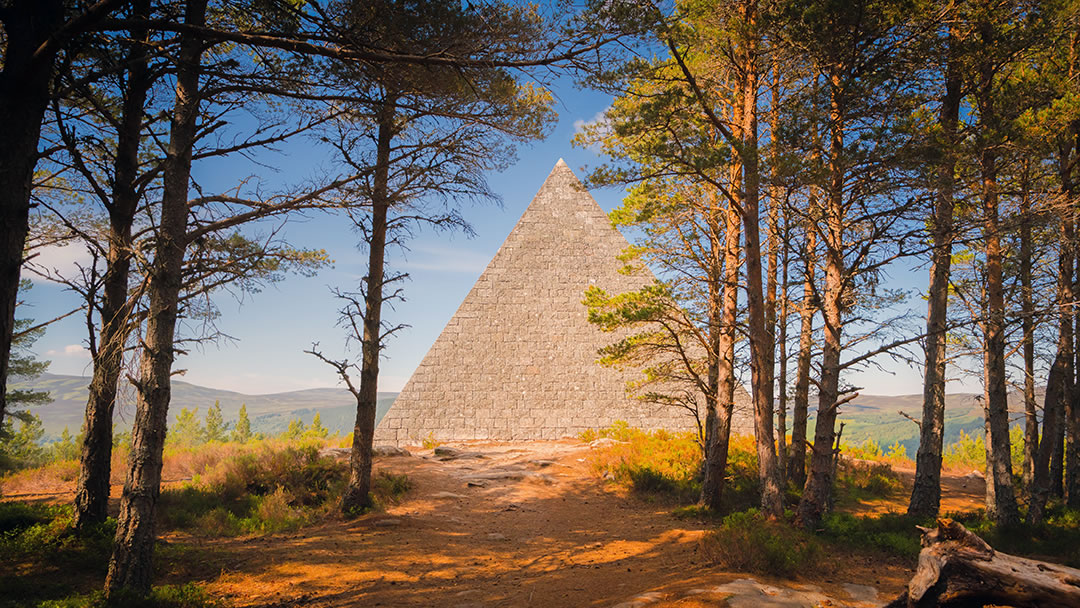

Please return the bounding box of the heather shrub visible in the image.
[700,509,822,577]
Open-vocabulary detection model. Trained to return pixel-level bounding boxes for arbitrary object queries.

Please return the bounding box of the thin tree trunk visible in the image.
[977,24,1020,524]
[703,102,744,510]
[789,215,816,488]
[909,31,960,519]
[768,61,786,489]
[797,70,845,530]
[776,231,789,490]
[74,3,151,530]
[702,191,729,509]
[0,0,64,432]
[342,97,395,513]
[1020,169,1037,502]
[105,0,206,595]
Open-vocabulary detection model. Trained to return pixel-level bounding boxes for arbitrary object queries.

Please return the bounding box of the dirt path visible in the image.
[182,441,916,607]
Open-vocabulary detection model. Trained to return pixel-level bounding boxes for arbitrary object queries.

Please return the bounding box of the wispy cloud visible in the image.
[46,344,90,359]
[27,244,95,283]
[573,107,612,154]
[396,245,489,274]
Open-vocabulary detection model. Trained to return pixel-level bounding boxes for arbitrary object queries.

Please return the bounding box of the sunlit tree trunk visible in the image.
[105,0,206,596]
[976,18,1020,524]
[789,214,816,488]
[797,70,846,529]
[342,96,396,513]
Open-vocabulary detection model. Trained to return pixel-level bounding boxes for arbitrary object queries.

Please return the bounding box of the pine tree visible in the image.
[203,401,226,443]
[170,408,204,446]
[233,404,252,443]
[306,412,328,439]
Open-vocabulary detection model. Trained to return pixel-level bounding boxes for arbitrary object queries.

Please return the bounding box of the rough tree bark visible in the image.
[767,62,785,488]
[105,0,206,596]
[789,212,816,488]
[341,97,396,513]
[796,70,846,529]
[976,16,1020,526]
[0,0,65,433]
[702,114,743,510]
[909,30,960,519]
[736,0,783,518]
[702,189,735,509]
[74,2,152,530]
[1020,170,1037,500]
[886,519,1080,608]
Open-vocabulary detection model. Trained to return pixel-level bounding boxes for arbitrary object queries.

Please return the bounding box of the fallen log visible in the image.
[885,518,1080,607]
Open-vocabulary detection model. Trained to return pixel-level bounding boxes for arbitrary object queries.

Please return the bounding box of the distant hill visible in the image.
[10,373,398,439]
[11,373,1032,455]
[826,391,1033,457]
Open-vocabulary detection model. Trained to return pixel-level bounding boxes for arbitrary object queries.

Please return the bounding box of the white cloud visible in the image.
[26,243,95,283]
[573,107,613,154]
[46,344,90,359]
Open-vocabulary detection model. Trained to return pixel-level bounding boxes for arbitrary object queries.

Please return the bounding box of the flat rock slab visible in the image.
[434,447,488,461]
[637,578,870,608]
[317,447,351,460]
[459,469,554,484]
[319,446,412,459]
[373,445,412,457]
[841,583,878,605]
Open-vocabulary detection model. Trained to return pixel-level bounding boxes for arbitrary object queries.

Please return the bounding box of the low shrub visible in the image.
[584,423,702,504]
[372,471,412,507]
[158,441,348,536]
[820,512,924,559]
[39,583,224,608]
[700,509,822,577]
[835,459,904,504]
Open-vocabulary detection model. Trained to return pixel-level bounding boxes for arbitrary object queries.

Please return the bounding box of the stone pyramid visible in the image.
[374,159,731,445]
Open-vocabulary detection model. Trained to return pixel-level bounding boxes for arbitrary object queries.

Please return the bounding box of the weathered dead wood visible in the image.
[886,519,1080,607]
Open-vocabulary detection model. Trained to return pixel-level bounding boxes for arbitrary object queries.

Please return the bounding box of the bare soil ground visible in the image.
[5,440,987,607]
[192,440,934,607]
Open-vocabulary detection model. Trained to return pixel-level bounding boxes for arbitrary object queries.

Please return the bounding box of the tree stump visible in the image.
[886,518,1080,607]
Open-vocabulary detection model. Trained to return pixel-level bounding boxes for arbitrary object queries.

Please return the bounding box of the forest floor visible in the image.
[4,439,991,607]
[179,440,981,607]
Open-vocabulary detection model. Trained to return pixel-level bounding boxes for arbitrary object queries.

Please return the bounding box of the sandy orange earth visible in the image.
[5,440,984,607]
[185,441,924,607]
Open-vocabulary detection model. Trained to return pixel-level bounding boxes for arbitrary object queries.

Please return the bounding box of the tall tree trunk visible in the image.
[977,26,1020,524]
[789,216,816,488]
[342,97,395,513]
[703,105,744,510]
[768,61,786,488]
[702,191,730,509]
[909,31,960,519]
[737,0,782,518]
[1019,169,1037,502]
[776,230,789,489]
[105,0,206,595]
[797,70,845,530]
[0,0,64,432]
[74,4,151,530]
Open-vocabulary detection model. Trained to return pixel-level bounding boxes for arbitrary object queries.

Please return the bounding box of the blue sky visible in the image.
[21,72,951,398]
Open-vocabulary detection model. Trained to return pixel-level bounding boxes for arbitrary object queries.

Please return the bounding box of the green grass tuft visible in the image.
[700,509,822,577]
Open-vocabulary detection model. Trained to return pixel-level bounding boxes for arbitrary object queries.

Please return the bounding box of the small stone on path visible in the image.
[373,518,402,528]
